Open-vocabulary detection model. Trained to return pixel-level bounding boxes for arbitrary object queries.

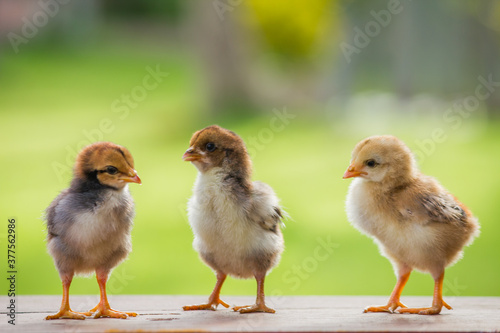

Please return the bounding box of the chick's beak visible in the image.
[183,147,202,162]
[343,165,367,179]
[123,170,142,184]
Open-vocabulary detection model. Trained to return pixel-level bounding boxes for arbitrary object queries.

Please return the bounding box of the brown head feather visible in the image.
[74,142,139,189]
[186,125,252,178]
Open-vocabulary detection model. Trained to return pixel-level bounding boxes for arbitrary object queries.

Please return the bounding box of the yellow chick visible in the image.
[343,135,479,315]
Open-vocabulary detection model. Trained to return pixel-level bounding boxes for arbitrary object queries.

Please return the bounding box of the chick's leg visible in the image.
[183,271,230,311]
[397,270,452,315]
[86,268,137,319]
[46,273,86,320]
[364,265,411,313]
[234,272,275,314]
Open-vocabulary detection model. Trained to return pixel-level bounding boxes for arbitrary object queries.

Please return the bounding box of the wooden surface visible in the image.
[1,295,499,332]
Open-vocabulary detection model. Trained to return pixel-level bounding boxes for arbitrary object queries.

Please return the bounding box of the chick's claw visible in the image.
[233,304,276,314]
[183,299,230,311]
[396,299,451,315]
[397,306,443,315]
[92,307,136,319]
[183,304,216,311]
[364,301,407,313]
[46,310,87,320]
[87,300,136,319]
[232,305,250,311]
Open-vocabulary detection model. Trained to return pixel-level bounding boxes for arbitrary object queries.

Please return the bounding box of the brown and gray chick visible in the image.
[45,142,141,320]
[182,125,285,313]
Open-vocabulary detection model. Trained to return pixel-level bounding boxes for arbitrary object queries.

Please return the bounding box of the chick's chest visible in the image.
[347,180,401,238]
[190,182,255,251]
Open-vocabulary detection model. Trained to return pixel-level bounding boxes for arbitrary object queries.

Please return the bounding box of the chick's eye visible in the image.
[106,166,118,175]
[365,159,377,168]
[206,142,216,152]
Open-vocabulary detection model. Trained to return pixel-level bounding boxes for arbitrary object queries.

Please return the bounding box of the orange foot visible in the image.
[86,304,137,319]
[397,301,452,315]
[364,301,407,313]
[183,298,230,311]
[46,309,87,320]
[233,303,275,314]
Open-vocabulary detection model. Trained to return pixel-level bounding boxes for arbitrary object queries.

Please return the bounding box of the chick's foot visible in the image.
[233,304,275,314]
[91,305,137,319]
[397,301,451,315]
[397,306,442,315]
[183,298,230,311]
[46,309,87,320]
[364,301,407,313]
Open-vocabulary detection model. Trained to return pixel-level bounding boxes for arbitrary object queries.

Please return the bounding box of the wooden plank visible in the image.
[1,295,499,332]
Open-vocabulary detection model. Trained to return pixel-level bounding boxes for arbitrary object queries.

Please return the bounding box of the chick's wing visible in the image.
[396,178,468,225]
[416,192,467,224]
[247,181,284,233]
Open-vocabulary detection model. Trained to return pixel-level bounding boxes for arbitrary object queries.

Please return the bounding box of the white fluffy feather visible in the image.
[188,167,283,278]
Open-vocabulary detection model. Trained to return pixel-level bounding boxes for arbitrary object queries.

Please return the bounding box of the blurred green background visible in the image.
[1,0,499,299]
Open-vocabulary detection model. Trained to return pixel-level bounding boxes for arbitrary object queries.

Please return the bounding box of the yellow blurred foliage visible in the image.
[242,0,340,60]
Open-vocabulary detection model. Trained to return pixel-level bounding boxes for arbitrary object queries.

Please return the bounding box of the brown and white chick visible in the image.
[182,125,285,314]
[45,142,141,320]
[343,135,479,315]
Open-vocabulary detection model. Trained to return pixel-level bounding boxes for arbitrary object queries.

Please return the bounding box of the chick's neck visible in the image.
[365,168,416,196]
[217,151,252,193]
[70,171,122,193]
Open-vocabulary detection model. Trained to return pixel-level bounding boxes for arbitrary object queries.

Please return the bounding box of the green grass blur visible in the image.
[1,42,499,299]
